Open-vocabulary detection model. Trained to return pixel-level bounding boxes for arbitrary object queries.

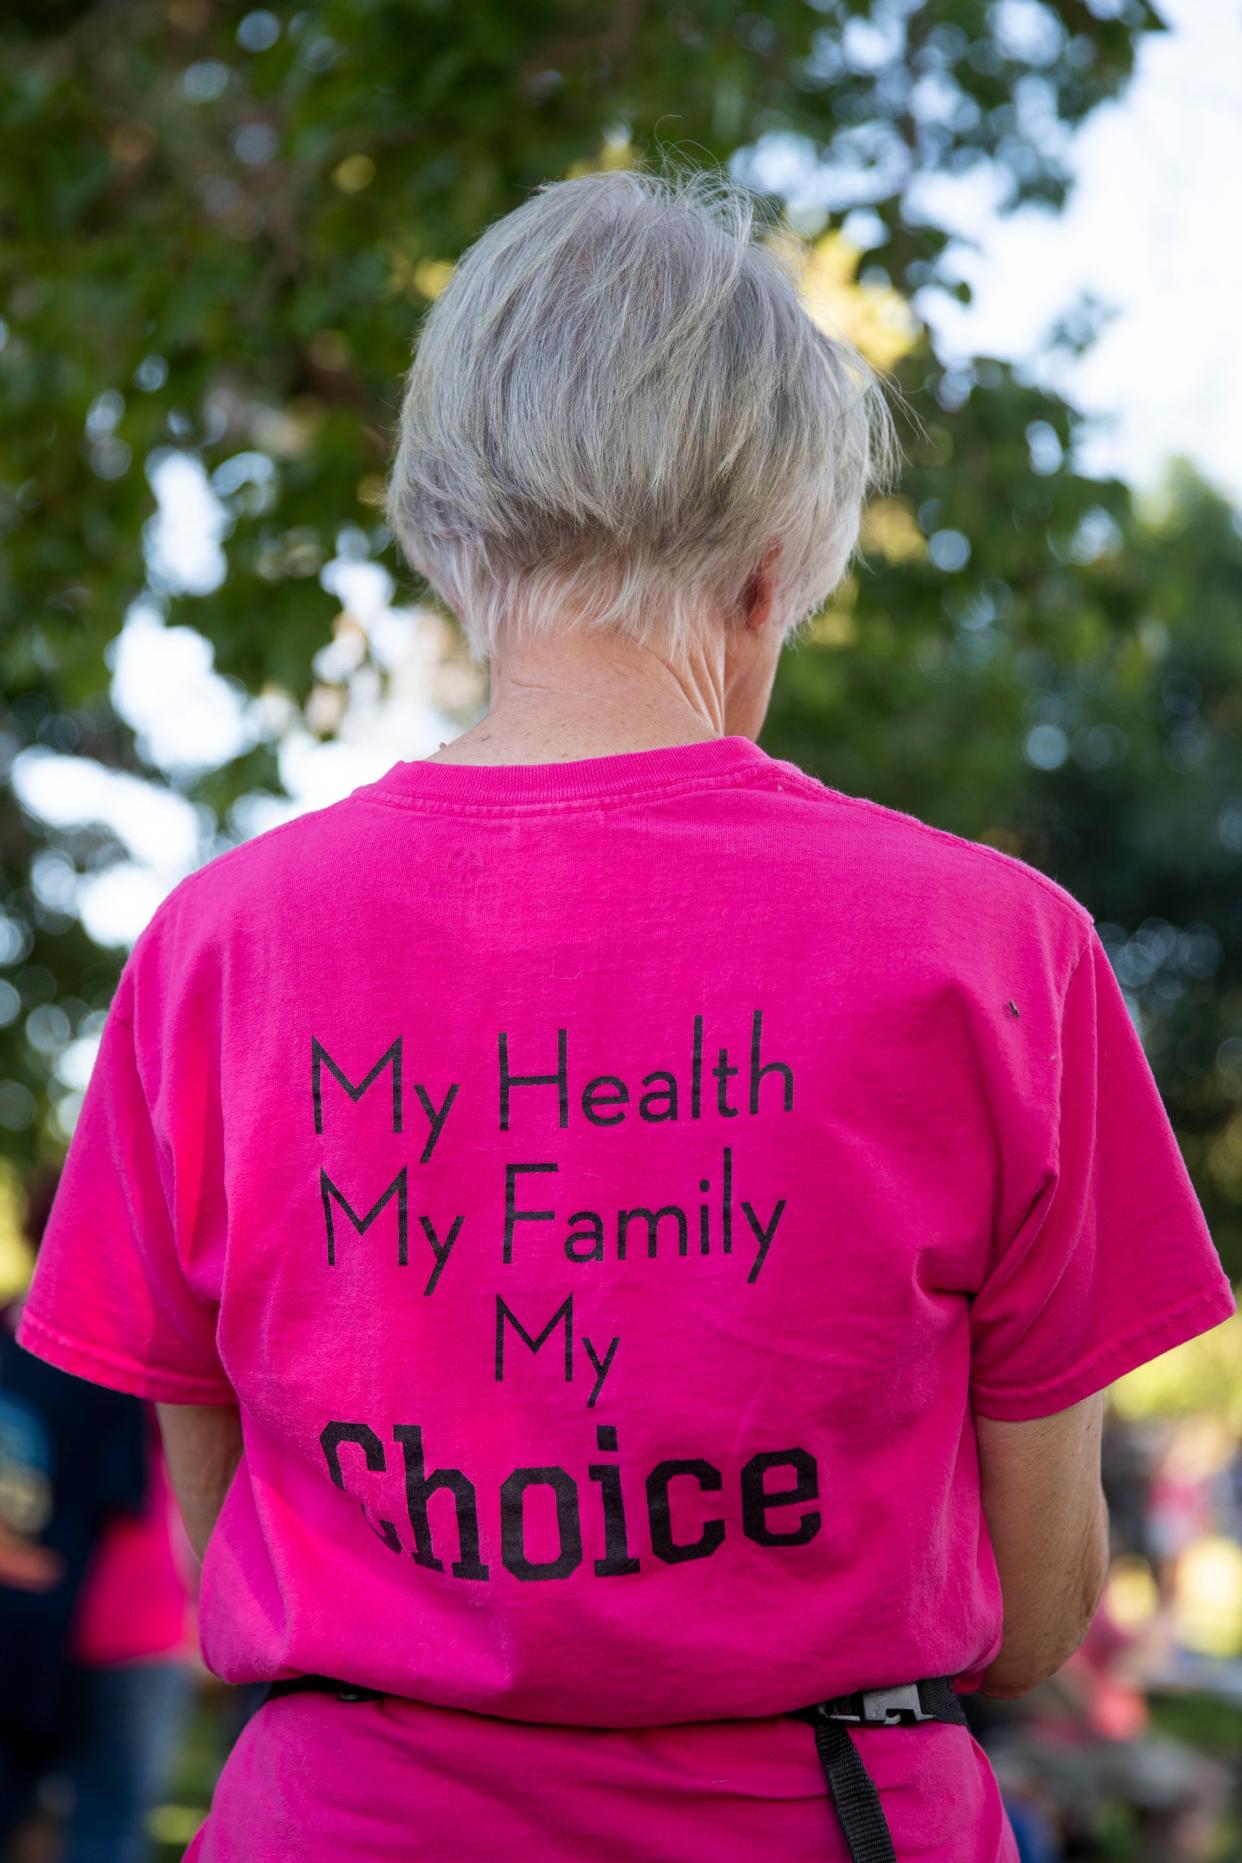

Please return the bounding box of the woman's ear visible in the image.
[740,541,782,631]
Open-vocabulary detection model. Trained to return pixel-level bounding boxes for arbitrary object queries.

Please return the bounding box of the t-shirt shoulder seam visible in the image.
[1061,917,1097,1007]
[780,767,1093,935]
[136,798,358,933]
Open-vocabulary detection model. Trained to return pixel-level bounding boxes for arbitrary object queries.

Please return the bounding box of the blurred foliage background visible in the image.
[3,5,1242,1856]
[1,0,1240,1312]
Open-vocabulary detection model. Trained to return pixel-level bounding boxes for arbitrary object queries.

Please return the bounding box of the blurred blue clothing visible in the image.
[61,1659,195,1863]
[1004,1794,1063,1863]
[0,1308,147,1845]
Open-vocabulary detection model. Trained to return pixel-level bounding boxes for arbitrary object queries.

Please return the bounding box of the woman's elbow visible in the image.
[980,1485,1111,1699]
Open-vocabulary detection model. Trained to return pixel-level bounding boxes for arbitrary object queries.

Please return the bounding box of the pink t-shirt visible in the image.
[19,734,1236,1862]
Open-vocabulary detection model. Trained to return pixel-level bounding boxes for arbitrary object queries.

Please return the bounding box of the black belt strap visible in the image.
[784,1676,967,1862]
[261,1670,967,1862]
[264,1672,384,1705]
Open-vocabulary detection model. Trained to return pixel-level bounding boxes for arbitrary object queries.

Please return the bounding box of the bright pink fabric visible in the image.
[70,1413,195,1668]
[181,1691,1014,1863]
[19,734,1236,1860]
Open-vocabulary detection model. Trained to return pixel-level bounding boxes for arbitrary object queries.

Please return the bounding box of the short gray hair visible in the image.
[385,162,899,669]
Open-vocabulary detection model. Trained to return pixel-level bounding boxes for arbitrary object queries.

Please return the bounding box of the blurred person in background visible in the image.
[1,1168,197,1863]
[0,1166,148,1851]
[13,165,1238,1863]
[1147,1418,1220,1604]
[973,1588,1233,1862]
[52,1401,197,1863]
[1098,1414,1152,1564]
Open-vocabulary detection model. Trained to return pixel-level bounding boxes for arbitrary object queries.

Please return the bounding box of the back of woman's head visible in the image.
[386,161,899,669]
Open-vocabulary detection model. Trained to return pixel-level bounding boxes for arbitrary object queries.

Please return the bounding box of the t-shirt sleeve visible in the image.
[968,923,1237,1421]
[17,959,235,1407]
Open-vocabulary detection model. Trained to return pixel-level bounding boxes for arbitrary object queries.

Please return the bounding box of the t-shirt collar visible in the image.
[353,734,775,808]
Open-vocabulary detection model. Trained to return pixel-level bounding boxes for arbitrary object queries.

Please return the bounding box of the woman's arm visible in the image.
[156,1401,244,1563]
[974,1390,1110,1698]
